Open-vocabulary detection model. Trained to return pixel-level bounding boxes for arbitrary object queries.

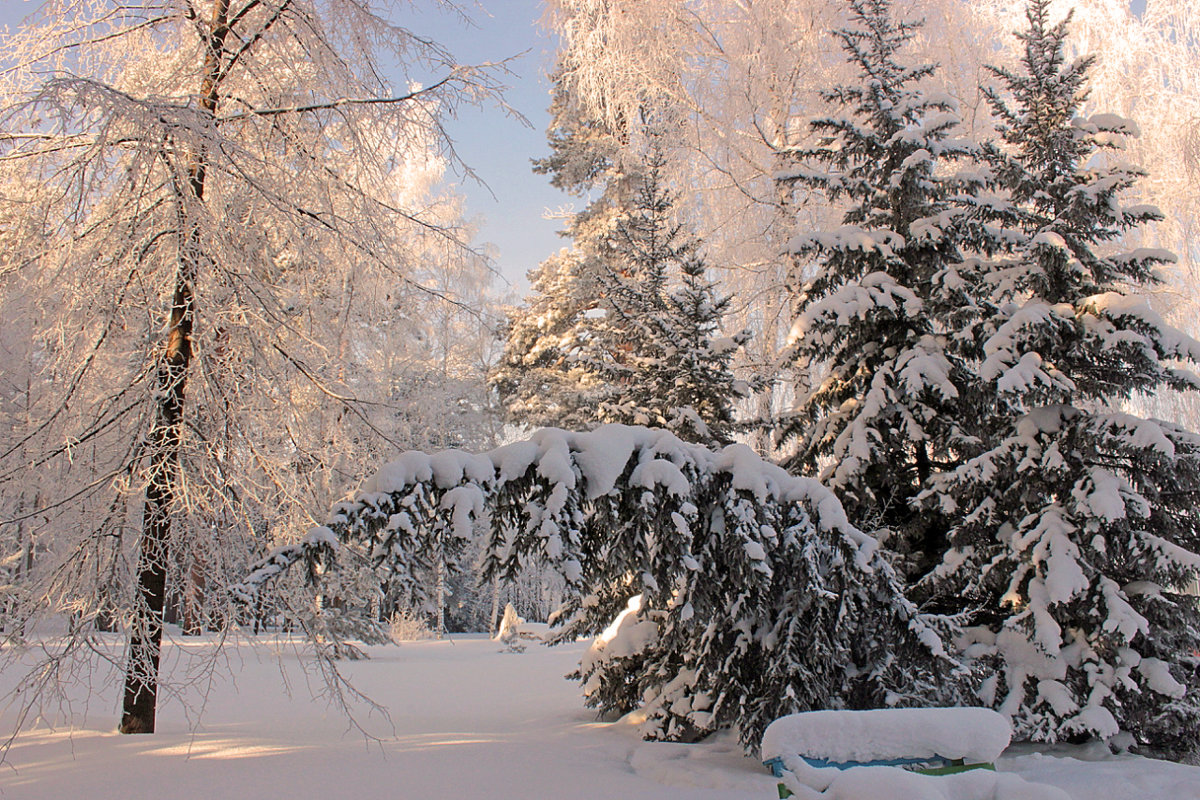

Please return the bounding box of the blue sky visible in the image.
[409,1,565,293]
[0,0,565,293]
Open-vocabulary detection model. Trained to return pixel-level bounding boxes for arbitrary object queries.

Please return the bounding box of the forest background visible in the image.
[0,0,1198,754]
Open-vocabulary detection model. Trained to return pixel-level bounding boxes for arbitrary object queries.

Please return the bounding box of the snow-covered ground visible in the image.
[1,633,1197,799]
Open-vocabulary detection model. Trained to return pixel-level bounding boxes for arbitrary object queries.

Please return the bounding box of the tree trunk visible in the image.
[489,573,501,638]
[182,555,206,636]
[2,497,26,637]
[120,242,195,734]
[435,558,446,639]
[120,447,177,731]
[119,0,230,735]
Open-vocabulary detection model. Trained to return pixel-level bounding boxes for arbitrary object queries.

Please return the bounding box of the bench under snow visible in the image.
[761,707,1011,778]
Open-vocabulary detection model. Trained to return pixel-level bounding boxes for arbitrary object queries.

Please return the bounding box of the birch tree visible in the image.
[0,0,504,735]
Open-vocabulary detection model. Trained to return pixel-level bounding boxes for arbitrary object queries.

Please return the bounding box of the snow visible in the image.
[1036,514,1088,605]
[1082,292,1200,364]
[778,760,1071,800]
[1111,247,1176,267]
[1038,681,1079,717]
[303,525,338,547]
[631,458,690,497]
[708,336,740,356]
[791,272,923,345]
[981,301,1077,393]
[899,148,933,172]
[580,595,660,698]
[789,226,906,256]
[1078,468,1128,522]
[1031,231,1069,250]
[1082,113,1140,136]
[898,336,958,400]
[1143,532,1200,572]
[2,635,1198,800]
[760,707,1012,765]
[1137,658,1186,699]
[742,540,767,560]
[495,603,525,652]
[1098,577,1150,642]
[1006,743,1200,800]
[574,425,640,498]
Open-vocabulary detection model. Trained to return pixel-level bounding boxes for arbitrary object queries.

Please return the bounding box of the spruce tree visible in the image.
[776,0,997,574]
[494,105,748,447]
[490,247,607,432]
[664,253,752,445]
[237,425,959,753]
[581,143,749,446]
[921,0,1200,753]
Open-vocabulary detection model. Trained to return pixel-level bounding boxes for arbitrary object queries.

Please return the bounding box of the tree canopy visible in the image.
[0,0,505,734]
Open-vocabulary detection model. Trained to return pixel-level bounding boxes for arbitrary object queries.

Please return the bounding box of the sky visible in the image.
[405,1,566,294]
[0,0,566,295]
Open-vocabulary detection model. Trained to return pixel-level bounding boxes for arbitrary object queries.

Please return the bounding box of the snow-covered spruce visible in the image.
[235,425,962,751]
[576,140,751,446]
[494,124,749,448]
[489,246,607,433]
[918,0,1200,755]
[924,410,1200,750]
[489,76,632,433]
[775,0,1004,577]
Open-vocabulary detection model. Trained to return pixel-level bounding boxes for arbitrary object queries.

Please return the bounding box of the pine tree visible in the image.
[920,0,1200,753]
[664,254,753,445]
[490,246,607,432]
[490,79,633,432]
[776,0,996,574]
[580,143,749,446]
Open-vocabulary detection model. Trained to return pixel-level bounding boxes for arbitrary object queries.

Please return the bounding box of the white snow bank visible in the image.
[761,707,1012,765]
[1,637,1196,800]
[1002,742,1200,800]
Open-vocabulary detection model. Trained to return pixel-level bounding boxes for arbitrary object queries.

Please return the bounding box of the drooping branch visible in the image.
[233,424,959,751]
[233,425,862,603]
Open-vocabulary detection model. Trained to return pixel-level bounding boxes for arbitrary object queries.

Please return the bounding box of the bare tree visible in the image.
[0,0,507,736]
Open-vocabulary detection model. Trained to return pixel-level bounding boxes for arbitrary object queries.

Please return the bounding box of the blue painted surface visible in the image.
[763,754,952,776]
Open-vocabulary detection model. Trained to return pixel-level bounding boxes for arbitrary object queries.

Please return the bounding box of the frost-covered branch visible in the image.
[216,73,460,121]
[0,0,511,737]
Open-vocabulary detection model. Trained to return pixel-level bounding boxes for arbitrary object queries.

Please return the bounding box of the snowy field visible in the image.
[1,633,1198,800]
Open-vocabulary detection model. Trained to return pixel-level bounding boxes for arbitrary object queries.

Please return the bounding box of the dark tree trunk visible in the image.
[118,0,230,735]
[120,264,193,734]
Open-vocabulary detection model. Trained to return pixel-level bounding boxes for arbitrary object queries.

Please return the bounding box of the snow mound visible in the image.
[778,762,1071,800]
[761,707,1012,765]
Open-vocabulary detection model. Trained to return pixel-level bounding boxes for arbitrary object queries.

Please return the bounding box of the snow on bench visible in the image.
[761,707,1011,779]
